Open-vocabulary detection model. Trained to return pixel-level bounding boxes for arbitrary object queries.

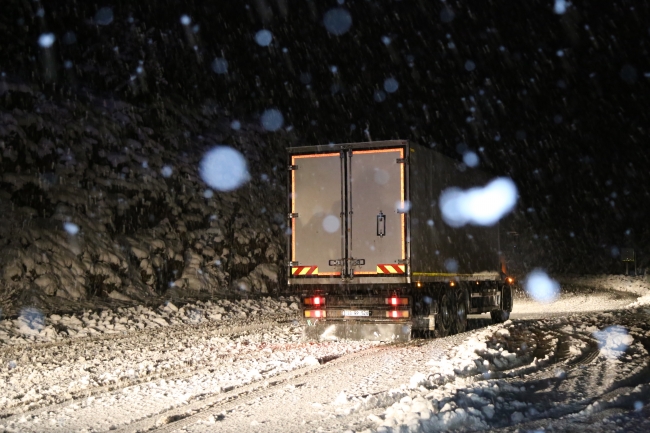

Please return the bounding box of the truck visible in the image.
[287,140,514,341]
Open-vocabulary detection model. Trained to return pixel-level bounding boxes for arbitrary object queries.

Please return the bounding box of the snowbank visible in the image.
[0,295,299,345]
[557,274,650,297]
[364,305,650,432]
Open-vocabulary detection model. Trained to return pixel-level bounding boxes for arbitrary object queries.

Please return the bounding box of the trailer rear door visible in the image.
[290,153,343,277]
[348,148,406,276]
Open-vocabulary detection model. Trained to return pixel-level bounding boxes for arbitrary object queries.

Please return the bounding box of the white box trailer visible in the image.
[287,140,514,341]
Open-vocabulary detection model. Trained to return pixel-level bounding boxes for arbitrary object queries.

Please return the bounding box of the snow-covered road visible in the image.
[1,276,649,432]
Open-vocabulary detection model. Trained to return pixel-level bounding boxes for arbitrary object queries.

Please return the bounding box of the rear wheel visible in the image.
[434,288,453,337]
[490,310,510,323]
[452,287,469,334]
[411,294,433,339]
[490,284,513,324]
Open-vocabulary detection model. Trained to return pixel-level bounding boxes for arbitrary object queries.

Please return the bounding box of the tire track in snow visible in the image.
[0,316,294,419]
[478,315,650,431]
[115,340,423,433]
[0,312,296,357]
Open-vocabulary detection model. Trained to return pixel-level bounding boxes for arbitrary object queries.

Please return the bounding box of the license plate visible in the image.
[342,310,370,317]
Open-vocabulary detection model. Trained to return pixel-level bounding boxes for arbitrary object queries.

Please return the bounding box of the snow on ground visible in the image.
[557,274,650,298]
[0,296,300,345]
[511,289,637,317]
[361,275,650,433]
[0,296,380,432]
[1,274,649,432]
[361,309,650,432]
[510,273,650,318]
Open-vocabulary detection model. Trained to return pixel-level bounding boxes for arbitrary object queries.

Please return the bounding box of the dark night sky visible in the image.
[1,0,650,272]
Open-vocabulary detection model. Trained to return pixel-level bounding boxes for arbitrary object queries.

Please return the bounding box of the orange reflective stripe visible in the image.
[352,148,401,155]
[399,147,405,260]
[292,153,338,159]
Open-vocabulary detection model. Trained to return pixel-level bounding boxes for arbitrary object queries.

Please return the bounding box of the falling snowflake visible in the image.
[255,30,273,46]
[63,222,80,235]
[261,109,284,131]
[38,33,55,48]
[95,7,114,25]
[200,146,250,192]
[323,8,352,35]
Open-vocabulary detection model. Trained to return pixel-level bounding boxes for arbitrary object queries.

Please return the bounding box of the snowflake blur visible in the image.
[383,78,399,93]
[161,166,173,178]
[524,270,560,303]
[63,222,80,235]
[38,34,56,48]
[211,58,228,74]
[463,151,479,167]
[554,0,567,14]
[254,30,273,47]
[260,109,284,131]
[95,7,114,25]
[322,215,340,233]
[199,146,250,192]
[323,8,352,35]
[439,177,518,227]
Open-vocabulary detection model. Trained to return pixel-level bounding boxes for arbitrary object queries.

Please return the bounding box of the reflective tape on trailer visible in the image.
[376,264,406,274]
[291,266,319,276]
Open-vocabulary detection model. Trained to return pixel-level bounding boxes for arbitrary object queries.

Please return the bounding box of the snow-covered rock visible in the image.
[0,84,287,312]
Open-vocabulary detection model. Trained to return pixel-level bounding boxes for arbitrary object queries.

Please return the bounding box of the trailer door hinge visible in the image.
[396,158,407,164]
[397,259,409,265]
[288,165,298,171]
[288,213,299,219]
[289,261,299,266]
[350,259,365,266]
[328,259,343,266]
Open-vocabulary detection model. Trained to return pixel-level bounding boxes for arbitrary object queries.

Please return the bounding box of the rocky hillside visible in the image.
[0,81,290,315]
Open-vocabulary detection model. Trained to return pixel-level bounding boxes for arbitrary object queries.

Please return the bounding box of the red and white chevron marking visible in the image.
[376,264,406,274]
[291,266,319,276]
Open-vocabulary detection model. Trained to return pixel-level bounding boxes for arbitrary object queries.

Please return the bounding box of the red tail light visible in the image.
[303,297,326,305]
[385,297,408,305]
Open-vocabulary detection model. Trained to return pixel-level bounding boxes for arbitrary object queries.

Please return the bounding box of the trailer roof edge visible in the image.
[287,140,409,154]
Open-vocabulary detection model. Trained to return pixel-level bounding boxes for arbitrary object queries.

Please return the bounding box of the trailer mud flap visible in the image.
[303,321,411,342]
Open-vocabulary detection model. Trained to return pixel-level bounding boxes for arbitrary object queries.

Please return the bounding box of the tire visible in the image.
[502,284,513,312]
[411,294,432,339]
[490,284,513,324]
[490,310,510,323]
[452,287,469,334]
[434,288,453,337]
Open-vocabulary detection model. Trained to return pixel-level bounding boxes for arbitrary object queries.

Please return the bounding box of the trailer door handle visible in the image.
[377,211,386,237]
